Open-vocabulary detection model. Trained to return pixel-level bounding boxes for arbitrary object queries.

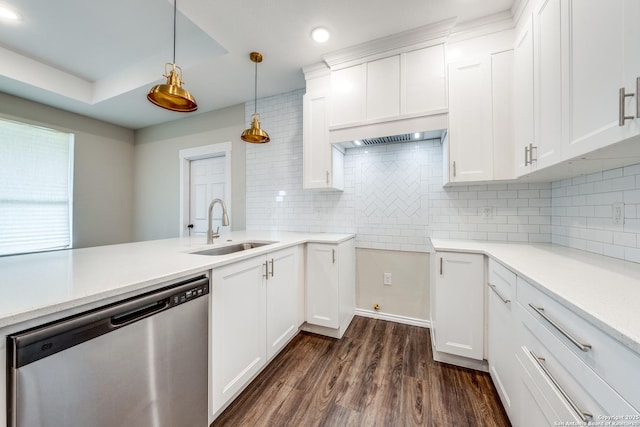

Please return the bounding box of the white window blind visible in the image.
[0,117,74,256]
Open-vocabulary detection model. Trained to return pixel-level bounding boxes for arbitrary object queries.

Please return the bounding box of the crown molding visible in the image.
[323,18,456,69]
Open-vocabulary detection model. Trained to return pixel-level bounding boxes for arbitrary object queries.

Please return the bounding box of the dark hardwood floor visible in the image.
[211,316,510,427]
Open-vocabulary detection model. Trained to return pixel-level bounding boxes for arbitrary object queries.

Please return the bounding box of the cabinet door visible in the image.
[448,58,493,182]
[533,0,563,169]
[405,44,447,114]
[565,0,640,158]
[367,55,400,120]
[491,49,515,180]
[211,257,267,414]
[434,252,484,360]
[488,286,517,419]
[266,247,300,360]
[306,243,339,328]
[330,64,366,126]
[303,92,332,189]
[514,15,535,177]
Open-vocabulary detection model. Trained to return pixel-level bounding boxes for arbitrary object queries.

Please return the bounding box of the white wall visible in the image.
[0,92,135,248]
[552,164,640,263]
[133,104,246,241]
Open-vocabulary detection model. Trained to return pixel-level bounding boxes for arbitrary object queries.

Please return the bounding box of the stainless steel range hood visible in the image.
[335,129,446,149]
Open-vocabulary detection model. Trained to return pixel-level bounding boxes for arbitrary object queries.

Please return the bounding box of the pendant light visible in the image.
[241,52,270,143]
[147,0,197,112]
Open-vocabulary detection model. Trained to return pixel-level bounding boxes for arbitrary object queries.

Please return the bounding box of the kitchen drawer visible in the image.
[488,258,516,301]
[516,303,638,422]
[517,276,640,409]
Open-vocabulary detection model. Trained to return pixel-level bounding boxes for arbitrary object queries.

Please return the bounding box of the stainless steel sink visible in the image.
[191,241,276,256]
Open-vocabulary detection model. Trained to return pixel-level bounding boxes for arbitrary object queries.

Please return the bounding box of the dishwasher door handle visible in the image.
[110,299,169,327]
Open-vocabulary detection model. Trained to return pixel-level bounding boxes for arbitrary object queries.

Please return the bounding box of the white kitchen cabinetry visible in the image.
[532,0,563,169]
[447,58,493,182]
[563,0,640,158]
[211,246,301,416]
[513,15,535,177]
[329,44,447,129]
[447,50,514,183]
[305,238,355,339]
[432,251,484,361]
[302,65,344,191]
[506,272,640,426]
[487,259,518,420]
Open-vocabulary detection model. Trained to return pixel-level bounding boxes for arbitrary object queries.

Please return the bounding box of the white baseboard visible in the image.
[354,308,431,328]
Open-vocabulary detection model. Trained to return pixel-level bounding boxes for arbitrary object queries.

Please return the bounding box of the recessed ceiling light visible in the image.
[353,140,362,146]
[0,5,19,21]
[311,27,330,44]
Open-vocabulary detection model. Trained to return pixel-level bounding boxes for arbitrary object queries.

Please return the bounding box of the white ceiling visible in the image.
[0,0,514,130]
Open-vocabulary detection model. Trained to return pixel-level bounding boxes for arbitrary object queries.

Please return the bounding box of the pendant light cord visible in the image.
[254,60,258,115]
[172,0,177,64]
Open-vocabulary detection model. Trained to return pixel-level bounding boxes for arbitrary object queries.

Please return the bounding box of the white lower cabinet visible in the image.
[305,238,355,338]
[487,259,518,420]
[432,251,484,361]
[211,246,301,417]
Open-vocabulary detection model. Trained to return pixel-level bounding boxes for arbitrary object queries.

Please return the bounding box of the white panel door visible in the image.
[306,243,339,328]
[303,92,332,189]
[491,49,515,181]
[448,57,493,182]
[189,156,226,236]
[405,44,447,114]
[434,252,484,360]
[266,247,300,360]
[565,0,640,158]
[366,55,400,120]
[514,15,535,177]
[211,256,267,414]
[533,0,563,169]
[330,64,366,126]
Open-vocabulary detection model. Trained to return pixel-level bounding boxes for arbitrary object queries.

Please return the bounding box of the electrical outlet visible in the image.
[613,202,625,225]
[383,273,392,286]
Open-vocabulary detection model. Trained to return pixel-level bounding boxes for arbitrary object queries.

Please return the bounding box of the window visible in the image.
[0,117,74,256]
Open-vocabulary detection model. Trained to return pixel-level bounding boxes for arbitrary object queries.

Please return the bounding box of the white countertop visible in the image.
[430,239,640,355]
[0,231,354,331]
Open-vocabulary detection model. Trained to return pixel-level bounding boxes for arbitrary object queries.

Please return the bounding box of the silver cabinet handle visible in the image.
[269,258,274,277]
[619,87,635,126]
[524,145,530,166]
[332,249,336,264]
[529,304,591,352]
[529,350,593,423]
[488,284,510,304]
[263,261,269,279]
[529,143,537,163]
[452,161,456,177]
[326,170,329,184]
[439,257,443,275]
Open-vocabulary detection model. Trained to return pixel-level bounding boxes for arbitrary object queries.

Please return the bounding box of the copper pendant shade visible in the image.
[146,0,197,112]
[241,52,270,144]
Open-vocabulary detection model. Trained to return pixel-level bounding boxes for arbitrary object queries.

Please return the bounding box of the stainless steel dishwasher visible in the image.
[7,274,209,427]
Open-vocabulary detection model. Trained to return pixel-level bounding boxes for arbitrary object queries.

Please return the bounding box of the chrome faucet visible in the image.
[207,198,230,244]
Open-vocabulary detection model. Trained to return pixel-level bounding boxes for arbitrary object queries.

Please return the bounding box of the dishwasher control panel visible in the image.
[169,282,209,307]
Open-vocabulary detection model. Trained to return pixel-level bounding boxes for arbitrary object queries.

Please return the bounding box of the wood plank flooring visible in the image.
[211,316,510,427]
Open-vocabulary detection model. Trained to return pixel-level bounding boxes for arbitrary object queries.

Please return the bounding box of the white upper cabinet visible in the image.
[447,57,494,182]
[564,0,640,158]
[532,0,563,169]
[405,46,448,114]
[513,15,535,177]
[366,55,401,120]
[302,66,345,191]
[329,43,447,129]
[330,64,367,127]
